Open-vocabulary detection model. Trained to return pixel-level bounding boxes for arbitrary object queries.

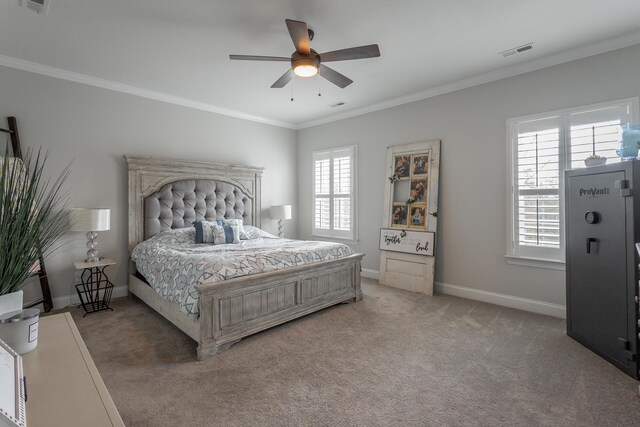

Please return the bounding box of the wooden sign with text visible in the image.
[379,228,435,256]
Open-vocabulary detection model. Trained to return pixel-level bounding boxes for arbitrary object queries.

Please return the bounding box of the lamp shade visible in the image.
[69,208,110,232]
[270,205,292,220]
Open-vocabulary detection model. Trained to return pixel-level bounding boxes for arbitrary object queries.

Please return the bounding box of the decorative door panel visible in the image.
[380,140,440,294]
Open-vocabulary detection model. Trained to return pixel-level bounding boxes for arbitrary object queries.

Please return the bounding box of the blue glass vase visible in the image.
[616,125,640,161]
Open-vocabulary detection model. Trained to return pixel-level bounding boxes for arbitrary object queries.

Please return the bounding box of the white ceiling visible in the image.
[1,0,640,129]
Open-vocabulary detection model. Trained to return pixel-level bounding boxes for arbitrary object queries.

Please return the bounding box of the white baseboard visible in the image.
[435,281,566,319]
[52,285,129,310]
[360,268,565,318]
[361,268,380,280]
[54,279,566,319]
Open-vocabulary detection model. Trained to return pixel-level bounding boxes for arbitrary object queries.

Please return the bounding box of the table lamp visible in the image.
[69,208,110,262]
[270,205,292,238]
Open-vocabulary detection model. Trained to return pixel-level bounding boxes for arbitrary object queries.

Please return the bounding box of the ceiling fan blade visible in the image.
[319,65,353,88]
[320,44,381,62]
[229,55,291,62]
[271,69,294,88]
[285,19,311,56]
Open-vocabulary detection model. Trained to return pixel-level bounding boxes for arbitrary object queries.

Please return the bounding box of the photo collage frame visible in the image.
[391,152,430,229]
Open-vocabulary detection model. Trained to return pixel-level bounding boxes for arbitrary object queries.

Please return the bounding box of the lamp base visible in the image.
[85,231,101,263]
[277,219,285,238]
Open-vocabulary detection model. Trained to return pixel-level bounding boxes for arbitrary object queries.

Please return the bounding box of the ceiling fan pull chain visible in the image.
[290,79,294,101]
[317,75,322,97]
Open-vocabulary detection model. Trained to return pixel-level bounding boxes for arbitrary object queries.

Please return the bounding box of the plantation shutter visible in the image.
[333,149,352,231]
[312,146,357,239]
[568,105,630,169]
[508,98,637,263]
[514,116,562,258]
[314,153,331,230]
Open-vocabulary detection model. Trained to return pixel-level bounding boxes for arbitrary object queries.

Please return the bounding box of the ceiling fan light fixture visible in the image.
[293,64,318,77]
[229,19,380,89]
[292,56,319,77]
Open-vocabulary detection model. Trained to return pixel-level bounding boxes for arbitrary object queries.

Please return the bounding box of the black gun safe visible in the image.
[566,161,640,379]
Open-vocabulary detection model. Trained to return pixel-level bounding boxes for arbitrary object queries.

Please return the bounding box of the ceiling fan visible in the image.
[229,19,380,89]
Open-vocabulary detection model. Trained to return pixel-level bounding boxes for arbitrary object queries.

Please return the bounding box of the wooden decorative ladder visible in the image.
[1,116,54,312]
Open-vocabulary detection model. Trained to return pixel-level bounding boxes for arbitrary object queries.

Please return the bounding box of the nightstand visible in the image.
[73,258,116,316]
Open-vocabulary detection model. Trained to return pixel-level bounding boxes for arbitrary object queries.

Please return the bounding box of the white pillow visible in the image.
[242,225,279,240]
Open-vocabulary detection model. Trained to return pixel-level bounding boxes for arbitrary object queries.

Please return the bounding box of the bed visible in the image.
[126,155,364,360]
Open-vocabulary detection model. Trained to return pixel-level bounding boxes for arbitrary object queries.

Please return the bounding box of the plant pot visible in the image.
[584,156,607,167]
[0,290,23,315]
[0,308,40,354]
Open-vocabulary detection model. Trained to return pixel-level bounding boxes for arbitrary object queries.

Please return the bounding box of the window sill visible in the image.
[311,234,359,245]
[504,255,565,271]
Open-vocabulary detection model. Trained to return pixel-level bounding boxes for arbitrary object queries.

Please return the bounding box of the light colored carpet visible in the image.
[66,279,638,426]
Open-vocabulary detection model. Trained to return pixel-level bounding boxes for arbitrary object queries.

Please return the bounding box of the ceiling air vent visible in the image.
[516,44,533,53]
[499,43,533,58]
[21,0,50,14]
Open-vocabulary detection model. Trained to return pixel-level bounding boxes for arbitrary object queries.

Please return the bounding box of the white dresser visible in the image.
[21,313,124,427]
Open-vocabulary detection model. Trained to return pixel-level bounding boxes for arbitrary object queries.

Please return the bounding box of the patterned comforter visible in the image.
[131,227,355,319]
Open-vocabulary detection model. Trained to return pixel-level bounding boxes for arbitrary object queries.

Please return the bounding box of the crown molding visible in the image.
[0,54,297,130]
[297,31,640,129]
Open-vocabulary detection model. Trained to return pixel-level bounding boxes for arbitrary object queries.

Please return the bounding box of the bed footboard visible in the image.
[195,254,363,360]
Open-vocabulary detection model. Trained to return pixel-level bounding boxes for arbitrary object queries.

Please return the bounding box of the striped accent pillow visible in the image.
[193,220,239,244]
[221,218,247,240]
[193,220,222,243]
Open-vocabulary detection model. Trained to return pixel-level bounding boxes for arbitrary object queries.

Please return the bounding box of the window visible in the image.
[312,145,357,240]
[507,98,639,266]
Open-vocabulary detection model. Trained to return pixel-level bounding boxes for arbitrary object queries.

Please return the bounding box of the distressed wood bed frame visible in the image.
[126,156,363,360]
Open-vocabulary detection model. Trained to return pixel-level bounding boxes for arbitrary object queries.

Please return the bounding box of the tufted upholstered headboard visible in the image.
[143,179,254,239]
[126,156,263,252]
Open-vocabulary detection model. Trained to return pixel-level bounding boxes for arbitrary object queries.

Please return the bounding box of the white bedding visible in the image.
[131,227,355,319]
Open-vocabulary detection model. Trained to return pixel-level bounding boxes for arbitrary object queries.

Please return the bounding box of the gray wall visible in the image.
[3,42,639,311]
[0,65,298,307]
[297,43,640,307]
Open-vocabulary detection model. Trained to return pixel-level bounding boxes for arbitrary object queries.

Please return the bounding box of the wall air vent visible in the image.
[499,43,533,58]
[21,0,50,14]
[330,102,345,108]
